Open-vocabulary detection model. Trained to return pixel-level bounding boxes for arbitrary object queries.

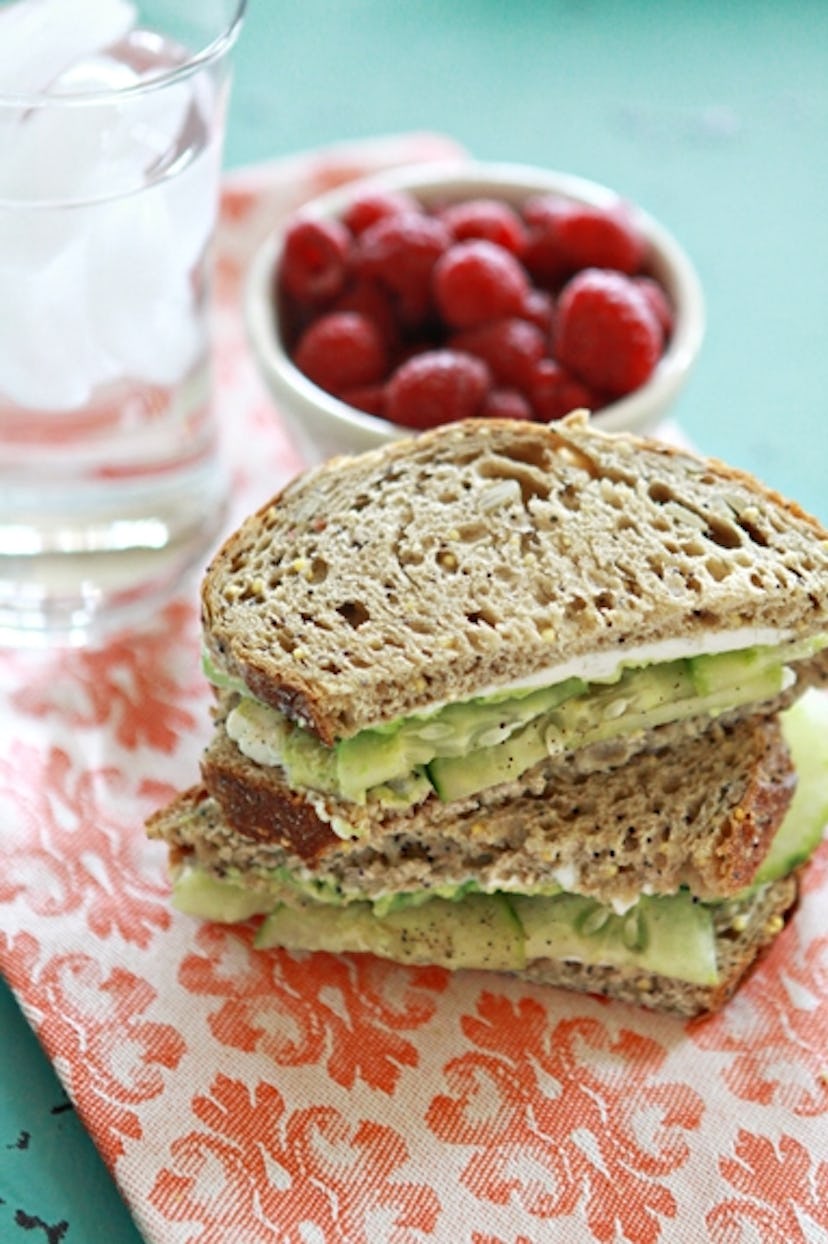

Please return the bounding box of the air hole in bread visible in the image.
[705,516,743,550]
[456,520,491,542]
[532,576,556,606]
[735,514,770,547]
[599,478,627,509]
[558,483,581,512]
[476,457,550,507]
[497,437,553,471]
[467,609,498,629]
[565,595,588,617]
[336,601,370,628]
[647,481,675,505]
[594,591,614,611]
[705,557,732,582]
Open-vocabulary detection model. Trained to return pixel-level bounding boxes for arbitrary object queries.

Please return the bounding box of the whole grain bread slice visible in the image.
[157,712,797,907]
[147,787,800,1018]
[201,414,828,744]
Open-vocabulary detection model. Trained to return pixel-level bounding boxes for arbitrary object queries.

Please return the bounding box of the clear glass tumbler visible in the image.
[0,0,246,646]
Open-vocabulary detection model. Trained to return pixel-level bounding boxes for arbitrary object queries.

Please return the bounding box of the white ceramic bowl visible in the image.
[245,160,705,463]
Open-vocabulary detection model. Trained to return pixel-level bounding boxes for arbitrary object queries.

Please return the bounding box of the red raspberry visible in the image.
[449,317,546,394]
[479,387,533,421]
[279,216,351,304]
[433,239,531,329]
[438,197,528,254]
[555,269,662,397]
[340,383,388,419]
[521,198,572,288]
[342,189,420,236]
[357,211,451,328]
[529,358,600,422]
[386,349,491,430]
[293,311,388,396]
[524,195,646,282]
[632,276,674,340]
[519,288,555,336]
[331,277,399,348]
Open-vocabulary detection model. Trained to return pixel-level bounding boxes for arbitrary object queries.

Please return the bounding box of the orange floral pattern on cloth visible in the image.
[0,137,826,1243]
[1,932,186,1167]
[178,923,450,1094]
[426,994,704,1242]
[148,1074,442,1244]
[0,741,171,945]
[706,1130,828,1243]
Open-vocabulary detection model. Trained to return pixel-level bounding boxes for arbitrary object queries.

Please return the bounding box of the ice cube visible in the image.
[0,0,136,96]
[86,183,203,387]
[0,234,117,410]
[0,93,116,203]
[0,57,192,206]
[163,128,221,272]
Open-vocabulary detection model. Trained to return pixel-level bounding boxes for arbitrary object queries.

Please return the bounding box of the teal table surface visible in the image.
[2,3,827,1241]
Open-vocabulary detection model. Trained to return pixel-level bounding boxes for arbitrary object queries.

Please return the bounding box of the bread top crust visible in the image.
[201,413,828,742]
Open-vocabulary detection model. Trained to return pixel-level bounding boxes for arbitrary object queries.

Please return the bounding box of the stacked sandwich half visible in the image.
[148,414,828,1016]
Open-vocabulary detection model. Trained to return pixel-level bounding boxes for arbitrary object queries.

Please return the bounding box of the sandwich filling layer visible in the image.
[209,633,827,809]
[172,692,828,989]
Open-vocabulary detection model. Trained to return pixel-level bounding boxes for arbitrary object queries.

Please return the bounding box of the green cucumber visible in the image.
[255,892,527,971]
[512,890,718,986]
[173,868,275,922]
[753,689,828,883]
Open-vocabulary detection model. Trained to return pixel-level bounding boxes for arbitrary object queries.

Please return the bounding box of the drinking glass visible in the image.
[0,0,246,645]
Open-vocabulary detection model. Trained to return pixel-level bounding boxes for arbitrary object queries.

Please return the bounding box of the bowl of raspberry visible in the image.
[245,160,705,462]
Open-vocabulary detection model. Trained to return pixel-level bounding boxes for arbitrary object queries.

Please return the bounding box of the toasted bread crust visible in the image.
[204,751,332,860]
[201,414,828,742]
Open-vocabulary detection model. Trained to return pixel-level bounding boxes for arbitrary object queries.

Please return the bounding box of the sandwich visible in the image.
[147,413,828,1016]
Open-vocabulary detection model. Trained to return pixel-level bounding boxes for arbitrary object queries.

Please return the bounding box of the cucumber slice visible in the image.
[428,717,548,801]
[428,657,787,804]
[335,677,586,800]
[173,868,276,923]
[511,891,718,986]
[256,892,527,971]
[753,689,828,883]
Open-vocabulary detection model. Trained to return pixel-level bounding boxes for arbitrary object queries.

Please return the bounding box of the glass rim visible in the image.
[0,0,247,106]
